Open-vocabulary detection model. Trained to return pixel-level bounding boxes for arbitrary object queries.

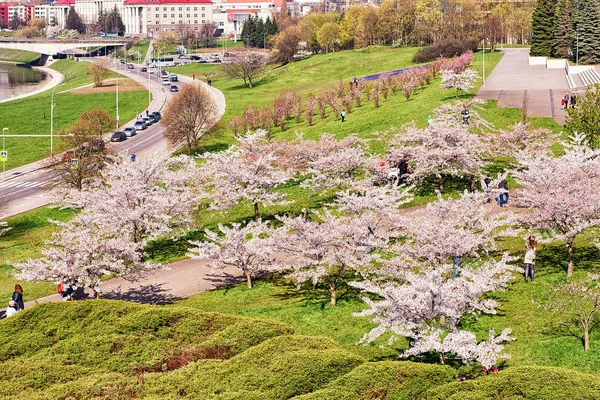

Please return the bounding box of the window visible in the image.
[201,19,205,23]
[171,27,175,31]
[178,7,182,11]
[171,21,175,24]
[219,21,224,26]
[156,27,159,31]
[186,7,190,10]
[194,27,198,30]
[194,7,197,10]
[156,21,159,24]
[179,20,182,24]
[163,7,166,10]
[186,14,190,17]
[164,27,168,31]
[201,13,205,17]
[194,20,198,24]
[171,7,175,11]
[194,13,197,17]
[171,13,174,17]
[155,6,159,10]
[155,14,159,18]
[179,14,182,17]
[202,7,205,11]
[163,14,167,17]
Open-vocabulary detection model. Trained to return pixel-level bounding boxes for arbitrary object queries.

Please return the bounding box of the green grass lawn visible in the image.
[0,59,150,169]
[0,49,40,63]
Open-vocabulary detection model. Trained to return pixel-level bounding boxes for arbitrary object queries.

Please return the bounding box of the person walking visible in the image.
[570,94,577,108]
[497,178,509,207]
[461,108,470,124]
[341,110,346,122]
[11,284,24,311]
[5,301,18,317]
[561,94,567,110]
[524,236,537,282]
[467,175,477,193]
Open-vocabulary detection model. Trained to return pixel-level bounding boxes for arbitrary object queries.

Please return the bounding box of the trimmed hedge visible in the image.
[142,335,364,399]
[427,365,600,400]
[412,39,479,63]
[294,361,455,399]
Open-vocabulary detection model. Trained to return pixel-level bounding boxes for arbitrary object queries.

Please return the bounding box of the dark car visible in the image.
[119,59,126,64]
[127,63,134,69]
[150,111,161,121]
[212,59,222,63]
[189,55,201,61]
[110,131,127,142]
[147,114,159,123]
[170,85,178,92]
[141,67,147,72]
[161,70,168,76]
[197,60,208,64]
[142,117,153,126]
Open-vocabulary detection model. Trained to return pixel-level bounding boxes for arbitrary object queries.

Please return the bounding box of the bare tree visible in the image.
[162,83,218,154]
[221,51,267,88]
[87,59,110,87]
[199,23,216,48]
[51,109,115,191]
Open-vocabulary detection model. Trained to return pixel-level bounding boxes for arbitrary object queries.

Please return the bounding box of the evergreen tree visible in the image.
[241,16,256,47]
[66,6,85,34]
[252,18,265,48]
[530,0,557,57]
[97,9,106,31]
[573,0,600,64]
[553,0,574,58]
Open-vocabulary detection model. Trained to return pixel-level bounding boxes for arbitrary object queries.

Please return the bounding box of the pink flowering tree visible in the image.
[304,94,315,125]
[350,253,518,366]
[12,214,160,298]
[494,122,559,159]
[62,152,201,244]
[272,209,384,307]
[512,133,600,277]
[441,68,480,98]
[389,121,488,192]
[395,191,517,266]
[201,130,294,220]
[188,220,273,289]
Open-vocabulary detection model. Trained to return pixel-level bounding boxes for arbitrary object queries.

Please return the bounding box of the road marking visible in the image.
[0,181,43,188]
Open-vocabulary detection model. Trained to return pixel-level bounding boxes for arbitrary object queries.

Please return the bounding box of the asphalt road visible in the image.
[1,61,225,218]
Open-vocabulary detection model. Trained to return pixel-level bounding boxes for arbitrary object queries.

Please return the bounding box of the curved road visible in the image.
[1,61,226,218]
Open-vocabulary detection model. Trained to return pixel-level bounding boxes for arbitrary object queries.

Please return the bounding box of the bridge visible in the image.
[0,38,129,60]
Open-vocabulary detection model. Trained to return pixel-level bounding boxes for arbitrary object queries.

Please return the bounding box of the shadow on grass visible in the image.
[536,243,600,277]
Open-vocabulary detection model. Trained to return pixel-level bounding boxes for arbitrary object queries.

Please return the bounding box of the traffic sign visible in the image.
[0,151,6,162]
[70,158,79,170]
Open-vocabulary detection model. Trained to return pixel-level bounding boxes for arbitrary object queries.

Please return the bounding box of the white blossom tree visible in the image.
[63,152,201,244]
[441,68,480,98]
[512,133,600,277]
[389,122,488,192]
[494,122,559,159]
[12,214,160,298]
[272,210,383,307]
[201,131,294,220]
[351,254,518,365]
[188,220,273,289]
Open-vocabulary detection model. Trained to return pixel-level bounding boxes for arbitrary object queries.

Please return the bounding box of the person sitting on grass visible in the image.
[6,300,18,317]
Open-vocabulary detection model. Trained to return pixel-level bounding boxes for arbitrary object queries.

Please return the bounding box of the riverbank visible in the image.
[0,60,64,104]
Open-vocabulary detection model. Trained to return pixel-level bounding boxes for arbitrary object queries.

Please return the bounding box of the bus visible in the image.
[149,57,176,68]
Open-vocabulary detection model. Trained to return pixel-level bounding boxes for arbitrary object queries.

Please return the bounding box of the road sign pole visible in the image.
[2,128,7,181]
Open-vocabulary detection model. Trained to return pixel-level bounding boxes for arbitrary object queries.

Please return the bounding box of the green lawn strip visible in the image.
[0,207,76,302]
[0,49,40,63]
[0,59,149,169]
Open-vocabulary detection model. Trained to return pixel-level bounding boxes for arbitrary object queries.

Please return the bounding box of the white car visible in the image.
[162,78,170,85]
[123,127,137,137]
[147,68,156,74]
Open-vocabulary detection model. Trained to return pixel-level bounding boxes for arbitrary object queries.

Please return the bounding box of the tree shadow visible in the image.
[101,283,180,305]
[201,270,244,290]
[536,243,600,276]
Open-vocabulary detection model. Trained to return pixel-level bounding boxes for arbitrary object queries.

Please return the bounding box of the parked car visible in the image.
[147,114,159,123]
[161,70,168,76]
[189,55,201,61]
[110,131,127,142]
[197,60,207,64]
[119,59,126,64]
[170,74,178,82]
[223,52,231,57]
[170,85,178,92]
[212,59,222,63]
[127,63,134,69]
[142,117,153,126]
[134,120,148,130]
[141,67,147,72]
[148,68,156,74]
[210,54,219,59]
[123,127,137,137]
[162,78,170,85]
[150,111,161,121]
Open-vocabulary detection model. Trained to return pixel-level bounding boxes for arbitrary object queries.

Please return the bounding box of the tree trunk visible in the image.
[244,267,253,289]
[438,175,444,192]
[567,240,574,277]
[248,76,253,88]
[94,288,100,299]
[439,352,445,364]
[253,202,260,220]
[329,282,337,307]
[584,327,590,351]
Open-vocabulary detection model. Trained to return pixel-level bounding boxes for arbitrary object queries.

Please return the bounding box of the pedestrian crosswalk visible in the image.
[0,181,47,189]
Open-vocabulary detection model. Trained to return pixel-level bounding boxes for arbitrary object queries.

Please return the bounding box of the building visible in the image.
[34,4,57,25]
[53,0,74,30]
[212,0,285,37]
[0,3,12,28]
[75,0,123,25]
[123,0,213,38]
[7,3,34,22]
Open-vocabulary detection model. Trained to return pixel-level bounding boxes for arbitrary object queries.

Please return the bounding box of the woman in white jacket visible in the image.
[524,236,537,282]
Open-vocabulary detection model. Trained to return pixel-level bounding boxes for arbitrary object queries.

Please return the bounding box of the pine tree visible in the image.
[252,18,265,49]
[241,16,256,47]
[553,0,574,58]
[66,6,85,34]
[530,0,557,57]
[573,0,600,64]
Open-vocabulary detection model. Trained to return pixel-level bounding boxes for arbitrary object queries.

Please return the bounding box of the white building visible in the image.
[75,0,124,25]
[34,4,57,25]
[212,0,275,37]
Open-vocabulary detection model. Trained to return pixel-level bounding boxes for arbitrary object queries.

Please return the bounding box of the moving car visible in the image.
[162,78,170,85]
[123,127,137,137]
[170,85,178,92]
[134,120,148,130]
[110,131,127,142]
[170,74,178,82]
[150,111,161,121]
[189,55,202,61]
[142,117,153,126]
[127,63,134,69]
[141,67,147,72]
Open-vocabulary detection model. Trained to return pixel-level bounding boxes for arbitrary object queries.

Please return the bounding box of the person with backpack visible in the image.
[11,284,24,311]
[524,236,537,282]
[497,178,509,207]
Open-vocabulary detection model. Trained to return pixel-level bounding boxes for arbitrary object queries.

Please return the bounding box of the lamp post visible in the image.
[116,73,121,130]
[50,83,65,157]
[2,127,7,180]
[482,38,486,87]
[576,30,579,66]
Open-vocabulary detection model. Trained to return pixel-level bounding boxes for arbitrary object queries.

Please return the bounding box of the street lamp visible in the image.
[116,73,121,130]
[482,38,486,88]
[576,30,579,66]
[2,127,7,180]
[50,83,66,157]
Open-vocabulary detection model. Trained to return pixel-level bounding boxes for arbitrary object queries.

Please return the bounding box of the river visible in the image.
[0,63,48,101]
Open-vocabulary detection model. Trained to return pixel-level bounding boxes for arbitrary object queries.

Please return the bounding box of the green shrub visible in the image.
[142,335,364,399]
[294,361,455,400]
[412,39,479,63]
[426,365,600,400]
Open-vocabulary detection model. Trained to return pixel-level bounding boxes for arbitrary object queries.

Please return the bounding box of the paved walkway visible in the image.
[477,48,571,125]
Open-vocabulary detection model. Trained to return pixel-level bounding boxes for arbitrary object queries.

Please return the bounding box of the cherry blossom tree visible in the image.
[389,121,488,192]
[188,220,272,289]
[512,133,600,277]
[304,94,315,125]
[229,115,246,135]
[12,214,160,298]
[441,68,480,98]
[273,209,383,307]
[201,130,294,220]
[351,254,518,365]
[395,191,517,266]
[62,152,201,244]
[494,122,558,158]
